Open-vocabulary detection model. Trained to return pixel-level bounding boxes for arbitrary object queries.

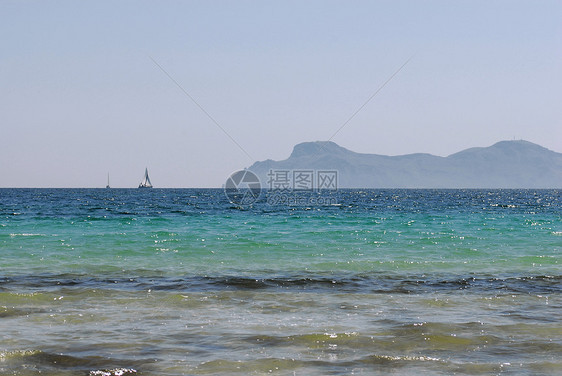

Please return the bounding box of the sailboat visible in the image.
[138,168,153,188]
[106,173,110,189]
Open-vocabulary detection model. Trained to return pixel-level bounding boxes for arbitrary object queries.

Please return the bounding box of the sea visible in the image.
[0,188,560,375]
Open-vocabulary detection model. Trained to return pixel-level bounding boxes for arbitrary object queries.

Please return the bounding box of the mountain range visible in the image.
[247,140,562,188]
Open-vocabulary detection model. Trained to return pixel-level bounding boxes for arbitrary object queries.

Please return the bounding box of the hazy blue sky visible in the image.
[1,0,561,187]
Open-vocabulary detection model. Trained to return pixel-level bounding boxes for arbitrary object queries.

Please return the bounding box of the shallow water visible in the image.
[0,189,561,375]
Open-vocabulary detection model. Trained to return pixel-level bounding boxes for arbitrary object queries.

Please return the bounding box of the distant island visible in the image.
[247,140,562,188]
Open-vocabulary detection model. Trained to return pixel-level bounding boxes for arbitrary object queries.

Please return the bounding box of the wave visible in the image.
[89,368,137,376]
[1,273,560,295]
[194,355,445,375]
[0,350,141,375]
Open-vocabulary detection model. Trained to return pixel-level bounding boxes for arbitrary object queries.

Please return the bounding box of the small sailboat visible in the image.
[138,168,153,188]
[106,173,111,189]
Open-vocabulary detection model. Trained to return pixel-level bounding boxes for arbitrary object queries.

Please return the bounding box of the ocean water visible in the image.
[0,188,560,375]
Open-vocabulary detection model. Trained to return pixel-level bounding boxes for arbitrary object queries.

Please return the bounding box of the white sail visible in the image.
[139,168,153,188]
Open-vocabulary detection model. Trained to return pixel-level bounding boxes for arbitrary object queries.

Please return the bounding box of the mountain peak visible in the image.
[491,139,550,151]
[289,141,351,158]
[449,139,554,159]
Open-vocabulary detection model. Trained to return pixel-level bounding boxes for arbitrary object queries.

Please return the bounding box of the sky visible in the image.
[1,0,561,187]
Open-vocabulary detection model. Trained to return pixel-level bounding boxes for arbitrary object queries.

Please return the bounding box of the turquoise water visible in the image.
[1,189,561,375]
